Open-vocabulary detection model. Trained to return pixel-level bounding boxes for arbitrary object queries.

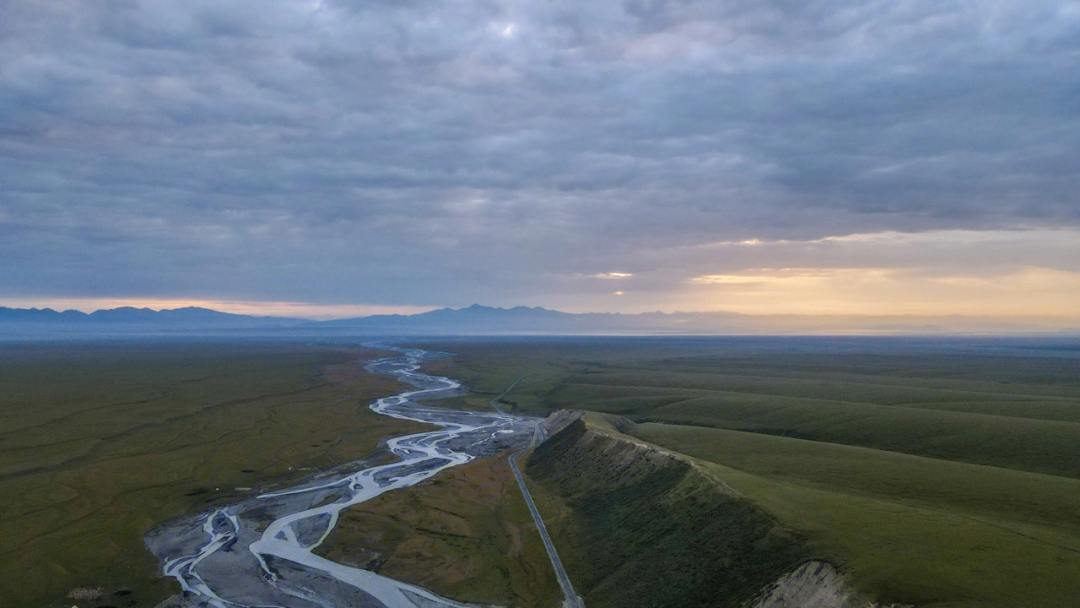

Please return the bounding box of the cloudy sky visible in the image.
[2,0,1079,319]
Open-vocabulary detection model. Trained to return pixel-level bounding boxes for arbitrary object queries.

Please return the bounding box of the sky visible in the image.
[2,0,1079,319]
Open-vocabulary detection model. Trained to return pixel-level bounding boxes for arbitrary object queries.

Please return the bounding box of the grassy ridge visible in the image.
[0,342,427,608]
[421,337,1080,607]
[634,424,1080,607]
[548,368,1080,421]
[548,382,1080,478]
[633,424,1080,535]
[423,338,1080,477]
[524,415,808,608]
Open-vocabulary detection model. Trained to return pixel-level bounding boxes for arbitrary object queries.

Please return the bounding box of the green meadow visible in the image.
[635,423,1080,607]
[4,335,1079,608]
[422,337,1080,608]
[0,341,427,608]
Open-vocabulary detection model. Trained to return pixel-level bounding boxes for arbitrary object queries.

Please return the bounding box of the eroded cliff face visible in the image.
[752,560,914,608]
[752,561,866,608]
[525,413,808,608]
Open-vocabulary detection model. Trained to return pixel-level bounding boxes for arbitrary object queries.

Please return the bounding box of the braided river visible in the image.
[146,347,540,608]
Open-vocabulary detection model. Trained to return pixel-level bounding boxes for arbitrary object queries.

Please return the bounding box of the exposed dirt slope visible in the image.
[753,561,867,608]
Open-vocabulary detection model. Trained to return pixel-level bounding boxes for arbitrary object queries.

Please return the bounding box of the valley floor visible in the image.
[6,336,1079,608]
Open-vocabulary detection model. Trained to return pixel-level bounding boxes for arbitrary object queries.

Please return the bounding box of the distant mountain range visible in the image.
[320,304,1077,334]
[0,306,303,329]
[1,304,1077,335]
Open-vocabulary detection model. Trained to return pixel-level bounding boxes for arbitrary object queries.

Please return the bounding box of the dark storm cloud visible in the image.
[1,0,1078,307]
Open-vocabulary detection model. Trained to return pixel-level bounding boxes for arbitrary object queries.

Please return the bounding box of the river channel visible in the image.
[146,347,541,608]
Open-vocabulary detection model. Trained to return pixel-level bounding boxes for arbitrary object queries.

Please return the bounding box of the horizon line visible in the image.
[3,299,1080,324]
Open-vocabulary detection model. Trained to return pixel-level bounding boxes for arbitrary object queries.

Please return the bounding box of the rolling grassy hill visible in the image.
[422,336,1080,607]
[635,423,1080,608]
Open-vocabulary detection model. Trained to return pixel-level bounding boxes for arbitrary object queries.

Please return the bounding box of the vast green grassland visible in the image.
[421,337,1080,608]
[6,336,1078,607]
[0,341,428,608]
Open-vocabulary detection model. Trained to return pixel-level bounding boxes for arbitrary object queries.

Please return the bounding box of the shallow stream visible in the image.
[146,347,539,608]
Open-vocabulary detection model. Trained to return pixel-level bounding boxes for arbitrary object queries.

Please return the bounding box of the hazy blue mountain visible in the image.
[321,305,609,332]
[316,305,1077,335]
[0,307,88,322]
[318,304,690,333]
[2,304,1076,336]
[0,306,302,329]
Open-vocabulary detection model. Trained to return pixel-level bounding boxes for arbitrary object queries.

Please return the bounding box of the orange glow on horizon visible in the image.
[680,267,1080,317]
[0,298,438,321]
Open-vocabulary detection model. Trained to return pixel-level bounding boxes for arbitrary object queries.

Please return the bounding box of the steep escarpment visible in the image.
[525,414,809,608]
[752,561,870,608]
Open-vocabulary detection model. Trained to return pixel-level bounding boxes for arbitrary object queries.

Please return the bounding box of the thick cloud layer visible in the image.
[2,0,1078,312]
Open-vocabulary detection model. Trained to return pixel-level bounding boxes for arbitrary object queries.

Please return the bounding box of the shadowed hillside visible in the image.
[525,414,809,608]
